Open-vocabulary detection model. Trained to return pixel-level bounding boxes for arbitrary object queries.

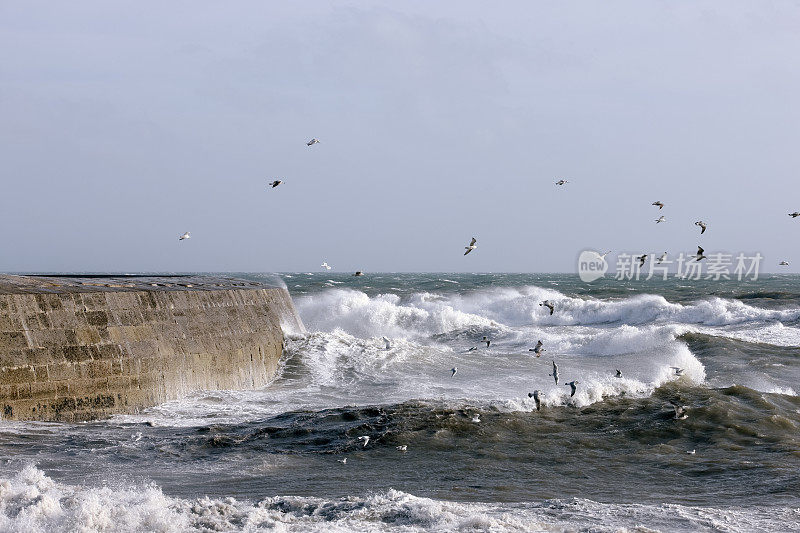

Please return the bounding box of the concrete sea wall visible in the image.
[0,275,304,422]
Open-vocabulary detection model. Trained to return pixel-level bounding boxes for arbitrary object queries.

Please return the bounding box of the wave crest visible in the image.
[0,465,793,532]
[296,287,800,340]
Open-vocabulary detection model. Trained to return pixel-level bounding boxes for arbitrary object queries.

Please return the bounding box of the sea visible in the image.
[1,273,799,532]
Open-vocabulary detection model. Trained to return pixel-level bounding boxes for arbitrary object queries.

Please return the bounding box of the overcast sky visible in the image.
[1,1,799,273]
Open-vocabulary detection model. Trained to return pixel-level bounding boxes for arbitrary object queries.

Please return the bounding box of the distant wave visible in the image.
[295,287,800,337]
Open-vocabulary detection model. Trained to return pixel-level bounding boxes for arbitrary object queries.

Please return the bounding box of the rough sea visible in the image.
[1,273,799,532]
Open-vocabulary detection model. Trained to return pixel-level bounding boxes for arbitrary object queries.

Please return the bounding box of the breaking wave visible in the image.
[295,286,800,337]
[0,465,794,533]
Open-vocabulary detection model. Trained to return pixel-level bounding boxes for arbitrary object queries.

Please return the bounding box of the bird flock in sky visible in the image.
[178,157,796,271]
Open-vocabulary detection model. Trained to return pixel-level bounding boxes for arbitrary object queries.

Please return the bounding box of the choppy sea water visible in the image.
[1,273,800,532]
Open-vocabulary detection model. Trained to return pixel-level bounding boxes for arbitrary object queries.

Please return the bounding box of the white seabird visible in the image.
[529,340,545,357]
[528,390,541,411]
[555,179,569,185]
[669,400,688,420]
[565,380,579,397]
[321,262,331,270]
[178,232,191,241]
[464,237,477,255]
[652,201,664,209]
[655,215,666,223]
[779,261,790,266]
[396,445,407,451]
[789,212,800,218]
[549,360,559,384]
[615,369,622,378]
[657,252,667,264]
[382,336,391,350]
[338,458,347,464]
[471,413,481,423]
[686,449,696,455]
[482,336,491,348]
[358,435,370,447]
[353,271,364,276]
[595,251,612,260]
[451,367,458,377]
[269,180,283,188]
[671,366,685,376]
[694,246,707,261]
[540,300,554,315]
[695,220,707,234]
[307,138,320,146]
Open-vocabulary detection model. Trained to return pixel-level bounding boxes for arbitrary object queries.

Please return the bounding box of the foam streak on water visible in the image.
[1,465,797,533]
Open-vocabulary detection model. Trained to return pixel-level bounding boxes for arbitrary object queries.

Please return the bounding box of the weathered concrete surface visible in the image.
[0,275,304,422]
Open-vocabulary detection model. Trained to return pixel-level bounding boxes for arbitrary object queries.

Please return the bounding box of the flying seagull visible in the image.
[269,180,283,188]
[471,413,481,423]
[540,300,554,315]
[595,251,612,259]
[615,369,622,378]
[337,458,347,464]
[464,237,477,255]
[451,367,458,377]
[779,261,790,266]
[669,400,688,420]
[695,221,707,234]
[638,254,648,268]
[686,449,696,455]
[178,232,191,241]
[528,390,541,411]
[652,201,664,209]
[655,216,666,223]
[307,138,320,146]
[789,212,800,218]
[694,246,707,261]
[657,252,667,264]
[671,366,685,376]
[482,336,491,348]
[529,340,545,357]
[555,179,568,185]
[565,380,579,397]
[358,435,370,447]
[382,336,391,350]
[353,271,364,276]
[549,360,559,384]
[396,445,407,451]
[321,262,331,270]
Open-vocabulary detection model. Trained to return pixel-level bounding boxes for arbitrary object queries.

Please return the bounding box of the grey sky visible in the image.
[1,1,799,273]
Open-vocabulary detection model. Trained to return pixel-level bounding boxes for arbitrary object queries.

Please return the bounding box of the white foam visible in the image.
[714,322,800,347]
[296,287,800,339]
[0,466,794,533]
[295,289,500,339]
[122,325,705,426]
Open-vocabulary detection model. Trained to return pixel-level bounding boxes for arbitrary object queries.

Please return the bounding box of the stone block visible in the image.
[0,366,36,384]
[0,331,28,350]
[63,345,92,363]
[84,311,109,327]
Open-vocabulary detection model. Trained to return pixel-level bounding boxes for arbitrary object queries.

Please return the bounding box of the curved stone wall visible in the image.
[0,275,303,421]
